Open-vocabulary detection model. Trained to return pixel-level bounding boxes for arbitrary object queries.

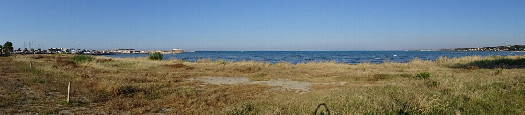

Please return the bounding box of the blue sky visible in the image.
[1,0,524,51]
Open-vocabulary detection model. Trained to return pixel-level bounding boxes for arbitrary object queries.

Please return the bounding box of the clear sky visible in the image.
[1,0,524,51]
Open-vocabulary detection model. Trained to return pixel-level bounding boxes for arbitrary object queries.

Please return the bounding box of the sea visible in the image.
[103,51,525,64]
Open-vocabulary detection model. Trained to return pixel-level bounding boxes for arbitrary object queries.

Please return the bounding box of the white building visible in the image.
[118,49,136,54]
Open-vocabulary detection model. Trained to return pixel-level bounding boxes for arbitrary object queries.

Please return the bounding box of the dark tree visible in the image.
[148,52,163,60]
[1,41,13,56]
[3,41,13,52]
[0,45,3,56]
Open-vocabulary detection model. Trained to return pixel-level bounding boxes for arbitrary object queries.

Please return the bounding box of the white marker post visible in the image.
[67,82,71,103]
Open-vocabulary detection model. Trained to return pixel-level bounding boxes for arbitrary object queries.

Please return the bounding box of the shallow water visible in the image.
[104,51,525,64]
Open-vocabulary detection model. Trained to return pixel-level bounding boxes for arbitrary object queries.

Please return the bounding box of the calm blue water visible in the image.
[103,51,525,64]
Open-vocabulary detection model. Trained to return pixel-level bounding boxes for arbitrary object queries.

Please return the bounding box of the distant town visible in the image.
[8,44,525,55]
[406,45,525,51]
[12,48,185,55]
[448,45,525,51]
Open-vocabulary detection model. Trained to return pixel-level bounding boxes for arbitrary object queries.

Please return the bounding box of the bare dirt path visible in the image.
[187,76,312,93]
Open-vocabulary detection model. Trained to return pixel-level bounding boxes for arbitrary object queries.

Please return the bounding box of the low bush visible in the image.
[96,58,113,63]
[116,85,140,97]
[106,85,141,97]
[51,65,58,69]
[426,80,440,87]
[465,57,525,69]
[60,99,87,107]
[466,66,479,70]
[369,74,394,81]
[254,73,267,77]
[30,76,46,83]
[227,103,255,115]
[496,69,504,75]
[165,63,195,70]
[148,52,163,60]
[416,72,430,79]
[71,55,94,63]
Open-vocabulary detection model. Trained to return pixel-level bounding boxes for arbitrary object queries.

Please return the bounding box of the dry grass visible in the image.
[1,54,525,114]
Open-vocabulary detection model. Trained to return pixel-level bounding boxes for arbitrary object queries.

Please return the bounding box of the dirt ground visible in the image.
[187,76,312,93]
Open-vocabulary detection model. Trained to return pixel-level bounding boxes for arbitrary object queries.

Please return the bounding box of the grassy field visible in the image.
[1,54,525,114]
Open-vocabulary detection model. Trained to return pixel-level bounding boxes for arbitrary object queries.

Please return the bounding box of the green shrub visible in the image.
[19,65,42,75]
[466,57,525,69]
[416,72,430,79]
[496,69,504,75]
[148,52,163,60]
[30,76,46,83]
[115,85,140,97]
[254,73,267,77]
[51,65,58,69]
[369,74,395,81]
[426,80,440,87]
[227,103,255,115]
[60,99,87,107]
[71,55,94,63]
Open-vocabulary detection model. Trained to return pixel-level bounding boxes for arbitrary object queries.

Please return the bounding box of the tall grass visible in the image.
[5,54,525,114]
